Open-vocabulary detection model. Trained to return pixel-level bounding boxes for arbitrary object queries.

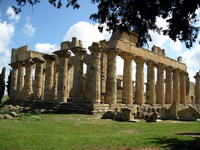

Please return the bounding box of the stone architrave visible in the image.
[134,56,146,105]
[71,46,86,102]
[120,52,134,104]
[43,54,56,101]
[105,48,119,104]
[194,71,200,104]
[156,63,165,104]
[87,42,102,103]
[16,61,25,100]
[165,66,173,104]
[146,60,156,105]
[24,59,35,100]
[180,71,187,104]
[32,57,45,100]
[54,49,71,102]
[173,69,180,103]
[9,63,18,100]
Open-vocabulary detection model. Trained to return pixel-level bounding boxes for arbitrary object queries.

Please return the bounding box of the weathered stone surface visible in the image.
[115,108,133,121]
[101,110,117,119]
[4,114,13,119]
[9,111,18,118]
[169,103,180,120]
[178,105,200,121]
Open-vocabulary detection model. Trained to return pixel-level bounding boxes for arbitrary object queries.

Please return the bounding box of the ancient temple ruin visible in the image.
[8,31,200,117]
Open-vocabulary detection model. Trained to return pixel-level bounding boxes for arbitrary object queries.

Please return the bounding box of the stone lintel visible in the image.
[53,50,71,58]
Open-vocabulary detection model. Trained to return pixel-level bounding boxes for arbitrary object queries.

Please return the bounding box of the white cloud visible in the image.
[34,43,59,54]
[6,7,20,22]
[22,17,36,37]
[169,40,182,52]
[63,21,111,49]
[0,21,14,52]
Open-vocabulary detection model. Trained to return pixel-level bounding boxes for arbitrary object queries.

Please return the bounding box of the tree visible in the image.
[12,0,200,48]
[0,67,6,103]
[6,70,12,97]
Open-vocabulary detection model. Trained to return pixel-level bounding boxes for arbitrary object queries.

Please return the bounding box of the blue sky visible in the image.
[0,0,200,82]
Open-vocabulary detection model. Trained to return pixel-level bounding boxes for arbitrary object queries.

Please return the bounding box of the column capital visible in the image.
[173,68,181,74]
[146,60,156,66]
[165,66,174,72]
[17,61,25,67]
[134,56,146,64]
[43,54,56,62]
[24,59,35,66]
[9,62,18,68]
[53,50,71,58]
[194,71,200,79]
[89,42,102,53]
[156,63,165,69]
[105,48,120,56]
[119,52,134,60]
[72,47,87,55]
[32,57,45,64]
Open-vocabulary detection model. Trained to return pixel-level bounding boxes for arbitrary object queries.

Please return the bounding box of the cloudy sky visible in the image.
[0,1,200,82]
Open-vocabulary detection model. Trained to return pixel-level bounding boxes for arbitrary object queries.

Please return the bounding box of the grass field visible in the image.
[1,95,9,103]
[0,114,199,150]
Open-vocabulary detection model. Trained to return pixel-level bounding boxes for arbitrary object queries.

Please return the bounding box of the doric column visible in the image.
[173,69,180,103]
[120,52,134,104]
[16,61,25,100]
[156,63,165,104]
[43,54,56,101]
[194,71,200,104]
[134,56,145,105]
[105,49,119,104]
[180,71,187,104]
[71,47,86,102]
[9,63,18,100]
[54,50,71,102]
[87,42,102,103]
[146,60,156,105]
[32,58,45,100]
[165,66,173,104]
[52,59,58,100]
[24,59,34,100]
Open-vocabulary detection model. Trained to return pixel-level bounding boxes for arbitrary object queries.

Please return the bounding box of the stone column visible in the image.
[165,66,173,104]
[52,59,58,100]
[105,49,119,104]
[43,54,56,101]
[24,59,34,100]
[87,42,102,103]
[9,63,18,100]
[32,58,45,100]
[54,50,71,102]
[156,63,165,104]
[173,69,180,103]
[180,71,186,104]
[134,56,145,105]
[120,52,134,104]
[194,71,200,104]
[16,61,25,100]
[71,47,86,102]
[146,60,156,105]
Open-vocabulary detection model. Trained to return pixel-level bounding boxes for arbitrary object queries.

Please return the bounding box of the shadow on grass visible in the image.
[151,135,200,150]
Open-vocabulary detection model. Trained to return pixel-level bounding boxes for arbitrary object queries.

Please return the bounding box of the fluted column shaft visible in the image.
[180,71,186,104]
[105,49,118,104]
[33,58,45,100]
[16,61,25,100]
[43,55,56,101]
[134,56,145,105]
[71,47,86,102]
[9,63,18,99]
[173,69,180,103]
[165,67,173,104]
[87,43,101,103]
[54,50,71,102]
[24,60,34,100]
[121,53,134,104]
[146,60,155,105]
[156,63,165,104]
[194,71,200,104]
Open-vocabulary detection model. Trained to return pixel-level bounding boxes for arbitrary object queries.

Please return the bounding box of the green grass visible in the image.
[1,95,9,103]
[0,114,199,150]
